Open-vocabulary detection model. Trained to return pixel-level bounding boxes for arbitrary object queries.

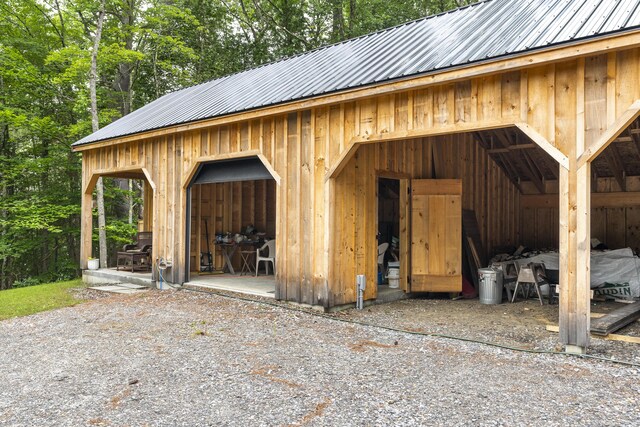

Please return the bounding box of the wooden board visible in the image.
[462,209,486,289]
[546,324,640,344]
[410,179,462,292]
[590,301,640,336]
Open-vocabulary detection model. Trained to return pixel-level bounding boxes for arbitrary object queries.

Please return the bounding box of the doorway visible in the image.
[184,156,278,289]
[377,177,401,290]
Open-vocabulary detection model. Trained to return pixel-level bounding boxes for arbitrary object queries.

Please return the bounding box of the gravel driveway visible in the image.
[1,289,639,426]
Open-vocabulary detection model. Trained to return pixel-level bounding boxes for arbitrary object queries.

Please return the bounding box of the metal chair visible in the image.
[256,240,275,276]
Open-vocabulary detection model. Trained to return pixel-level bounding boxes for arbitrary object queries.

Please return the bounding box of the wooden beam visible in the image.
[630,130,640,158]
[72,31,640,153]
[546,324,640,344]
[86,166,156,193]
[325,141,360,181]
[515,123,570,170]
[604,147,626,191]
[180,150,281,188]
[521,191,640,209]
[518,150,545,194]
[352,119,509,145]
[577,99,640,168]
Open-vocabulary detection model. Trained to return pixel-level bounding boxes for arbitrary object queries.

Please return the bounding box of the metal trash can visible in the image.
[478,267,503,304]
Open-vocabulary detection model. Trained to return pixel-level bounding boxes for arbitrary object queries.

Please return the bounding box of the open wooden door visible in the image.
[410,179,462,292]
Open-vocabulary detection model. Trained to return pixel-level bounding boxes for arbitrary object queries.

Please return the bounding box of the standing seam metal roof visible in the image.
[74,0,640,146]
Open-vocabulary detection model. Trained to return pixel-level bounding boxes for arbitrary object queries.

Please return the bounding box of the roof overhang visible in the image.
[72,29,640,153]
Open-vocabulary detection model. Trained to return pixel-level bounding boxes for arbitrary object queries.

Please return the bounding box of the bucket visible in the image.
[388,267,400,289]
[478,267,503,304]
[87,258,99,270]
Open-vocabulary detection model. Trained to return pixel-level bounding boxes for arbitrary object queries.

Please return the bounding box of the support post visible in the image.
[80,190,93,270]
[80,167,96,270]
[559,163,591,353]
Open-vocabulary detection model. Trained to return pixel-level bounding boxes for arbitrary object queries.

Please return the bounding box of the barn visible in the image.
[73,0,640,353]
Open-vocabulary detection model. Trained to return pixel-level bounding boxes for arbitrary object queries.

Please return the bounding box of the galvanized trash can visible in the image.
[478,267,503,305]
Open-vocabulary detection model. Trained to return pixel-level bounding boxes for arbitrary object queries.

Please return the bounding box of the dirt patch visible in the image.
[251,365,301,388]
[286,398,332,426]
[348,339,397,352]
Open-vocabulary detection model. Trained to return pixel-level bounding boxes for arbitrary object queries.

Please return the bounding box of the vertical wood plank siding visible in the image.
[80,49,640,312]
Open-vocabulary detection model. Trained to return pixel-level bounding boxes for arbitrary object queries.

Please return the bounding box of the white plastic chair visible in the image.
[378,242,389,277]
[256,239,275,276]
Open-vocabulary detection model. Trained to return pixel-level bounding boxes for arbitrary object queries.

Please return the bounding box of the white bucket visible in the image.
[388,268,400,288]
[87,259,99,270]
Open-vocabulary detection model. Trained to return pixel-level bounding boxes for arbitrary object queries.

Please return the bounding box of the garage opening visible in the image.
[185,157,277,297]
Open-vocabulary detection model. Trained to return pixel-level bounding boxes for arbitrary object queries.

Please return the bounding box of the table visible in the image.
[216,241,261,274]
[216,243,238,274]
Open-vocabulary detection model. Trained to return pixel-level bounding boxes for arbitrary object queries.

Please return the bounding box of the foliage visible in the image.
[0,279,84,320]
[0,0,476,288]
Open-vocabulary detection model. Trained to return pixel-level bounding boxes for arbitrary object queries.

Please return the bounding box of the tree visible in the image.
[0,0,478,288]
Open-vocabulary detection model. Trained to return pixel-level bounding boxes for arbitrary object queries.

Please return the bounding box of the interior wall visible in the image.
[332,132,520,305]
[431,134,521,254]
[520,176,640,252]
[189,180,276,271]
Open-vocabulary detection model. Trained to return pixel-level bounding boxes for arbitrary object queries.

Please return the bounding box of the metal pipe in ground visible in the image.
[356,275,366,310]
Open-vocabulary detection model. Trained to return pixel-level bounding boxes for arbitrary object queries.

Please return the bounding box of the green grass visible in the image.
[0,279,85,321]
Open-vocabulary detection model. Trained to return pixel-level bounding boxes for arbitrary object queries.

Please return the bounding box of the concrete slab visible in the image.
[88,284,148,294]
[376,285,407,304]
[185,274,276,299]
[83,269,154,288]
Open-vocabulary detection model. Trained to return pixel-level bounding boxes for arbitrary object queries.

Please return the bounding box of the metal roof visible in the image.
[74,0,640,147]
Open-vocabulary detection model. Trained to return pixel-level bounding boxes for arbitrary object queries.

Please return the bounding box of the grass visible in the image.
[0,279,85,321]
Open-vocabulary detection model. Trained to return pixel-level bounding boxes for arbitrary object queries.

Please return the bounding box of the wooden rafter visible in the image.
[519,150,546,194]
[629,128,640,158]
[604,145,626,191]
[474,131,521,190]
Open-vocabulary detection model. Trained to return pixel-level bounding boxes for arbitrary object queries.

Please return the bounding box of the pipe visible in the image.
[356,274,366,310]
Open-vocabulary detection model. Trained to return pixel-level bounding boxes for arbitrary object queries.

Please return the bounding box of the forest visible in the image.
[0,0,475,289]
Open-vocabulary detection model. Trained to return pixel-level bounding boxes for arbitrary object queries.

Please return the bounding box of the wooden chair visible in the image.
[117,232,153,272]
[255,240,275,276]
[240,245,256,276]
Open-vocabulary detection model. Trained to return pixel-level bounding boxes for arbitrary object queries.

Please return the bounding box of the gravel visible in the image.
[1,289,640,426]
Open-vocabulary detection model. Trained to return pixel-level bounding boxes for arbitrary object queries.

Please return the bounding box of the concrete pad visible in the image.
[88,285,148,294]
[83,268,153,288]
[185,274,276,298]
[116,283,147,290]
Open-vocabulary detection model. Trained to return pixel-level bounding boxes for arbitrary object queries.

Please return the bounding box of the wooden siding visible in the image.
[520,176,640,253]
[79,44,640,349]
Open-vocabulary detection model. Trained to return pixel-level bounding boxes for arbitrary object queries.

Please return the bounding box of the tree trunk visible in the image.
[331,0,344,42]
[90,2,107,268]
[128,179,134,224]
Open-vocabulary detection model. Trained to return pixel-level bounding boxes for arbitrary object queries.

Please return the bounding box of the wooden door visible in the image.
[410,179,462,292]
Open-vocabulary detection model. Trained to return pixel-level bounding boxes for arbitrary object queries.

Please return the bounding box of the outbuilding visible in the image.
[73,0,640,353]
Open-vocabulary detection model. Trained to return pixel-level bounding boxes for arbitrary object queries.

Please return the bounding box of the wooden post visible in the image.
[80,169,100,270]
[80,188,93,270]
[142,180,154,231]
[558,164,591,353]
[559,58,591,353]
